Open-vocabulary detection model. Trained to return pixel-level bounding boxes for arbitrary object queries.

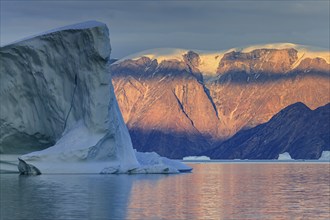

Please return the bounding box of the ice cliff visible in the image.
[0,21,191,174]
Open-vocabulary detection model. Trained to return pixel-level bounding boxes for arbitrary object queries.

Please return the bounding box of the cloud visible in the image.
[1,1,329,58]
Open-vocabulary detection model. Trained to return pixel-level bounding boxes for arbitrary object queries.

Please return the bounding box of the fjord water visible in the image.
[1,163,329,219]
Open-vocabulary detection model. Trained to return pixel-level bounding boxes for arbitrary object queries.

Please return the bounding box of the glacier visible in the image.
[0,21,191,174]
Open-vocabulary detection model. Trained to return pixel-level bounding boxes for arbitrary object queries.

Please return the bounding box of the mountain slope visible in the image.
[112,58,217,158]
[204,102,330,159]
[111,44,330,158]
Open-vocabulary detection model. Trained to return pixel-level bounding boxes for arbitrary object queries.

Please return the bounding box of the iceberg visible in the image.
[0,21,191,174]
[319,151,330,161]
[277,152,293,160]
[132,151,192,173]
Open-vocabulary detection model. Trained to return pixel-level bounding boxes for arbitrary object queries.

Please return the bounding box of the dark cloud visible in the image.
[1,1,329,58]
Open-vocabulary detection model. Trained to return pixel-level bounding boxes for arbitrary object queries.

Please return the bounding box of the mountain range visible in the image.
[110,44,330,159]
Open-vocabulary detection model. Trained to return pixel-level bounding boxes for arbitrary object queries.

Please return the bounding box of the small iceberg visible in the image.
[0,155,21,173]
[278,152,293,160]
[182,156,211,161]
[133,151,192,173]
[319,151,330,161]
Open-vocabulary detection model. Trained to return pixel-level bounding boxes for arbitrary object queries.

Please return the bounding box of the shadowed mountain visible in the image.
[204,102,330,159]
[130,128,211,159]
[111,44,330,158]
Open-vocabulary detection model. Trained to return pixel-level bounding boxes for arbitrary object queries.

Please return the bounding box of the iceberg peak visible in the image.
[2,20,107,47]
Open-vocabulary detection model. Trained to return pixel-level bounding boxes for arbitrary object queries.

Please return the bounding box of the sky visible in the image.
[1,0,329,58]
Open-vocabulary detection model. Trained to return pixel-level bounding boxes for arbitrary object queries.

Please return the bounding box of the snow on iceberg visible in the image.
[319,151,330,161]
[277,152,293,160]
[0,21,191,174]
[183,156,211,161]
[4,20,106,47]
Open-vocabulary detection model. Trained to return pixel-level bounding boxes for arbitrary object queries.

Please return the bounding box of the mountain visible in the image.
[204,102,330,159]
[110,44,330,158]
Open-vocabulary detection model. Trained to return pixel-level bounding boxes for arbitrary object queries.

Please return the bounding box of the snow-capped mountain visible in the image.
[110,44,330,159]
[114,43,329,76]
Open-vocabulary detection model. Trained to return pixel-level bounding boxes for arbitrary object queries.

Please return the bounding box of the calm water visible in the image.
[1,163,329,220]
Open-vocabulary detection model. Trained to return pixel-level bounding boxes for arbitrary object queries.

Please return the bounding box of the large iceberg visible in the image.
[0,21,191,174]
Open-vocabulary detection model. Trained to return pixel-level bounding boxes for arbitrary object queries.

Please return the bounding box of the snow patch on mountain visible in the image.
[118,48,188,63]
[231,43,329,64]
[114,43,329,76]
[196,51,224,75]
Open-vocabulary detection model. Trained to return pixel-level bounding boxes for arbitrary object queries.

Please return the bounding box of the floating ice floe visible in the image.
[183,156,211,161]
[277,152,293,160]
[319,151,330,161]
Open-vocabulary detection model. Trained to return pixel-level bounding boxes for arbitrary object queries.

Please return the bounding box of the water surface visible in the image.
[1,163,329,219]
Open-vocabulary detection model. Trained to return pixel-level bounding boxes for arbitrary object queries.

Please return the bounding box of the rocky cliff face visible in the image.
[217,48,298,75]
[111,45,330,158]
[204,102,330,159]
[112,57,217,158]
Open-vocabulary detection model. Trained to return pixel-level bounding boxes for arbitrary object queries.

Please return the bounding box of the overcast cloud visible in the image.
[1,0,329,58]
